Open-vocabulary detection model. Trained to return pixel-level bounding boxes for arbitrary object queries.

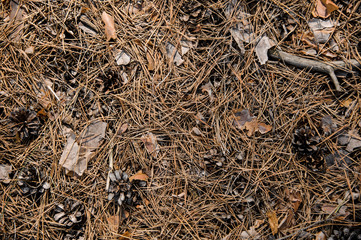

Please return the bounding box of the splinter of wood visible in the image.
[268,49,361,92]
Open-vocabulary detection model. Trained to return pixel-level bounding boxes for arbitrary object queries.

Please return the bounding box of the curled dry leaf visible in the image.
[0,164,12,183]
[117,123,128,136]
[107,215,120,233]
[101,11,117,41]
[59,121,107,176]
[233,109,272,136]
[141,132,159,158]
[313,0,339,18]
[267,210,278,235]
[255,36,275,65]
[201,82,213,101]
[129,170,149,182]
[166,42,184,66]
[146,51,155,71]
[115,50,131,66]
[9,0,24,41]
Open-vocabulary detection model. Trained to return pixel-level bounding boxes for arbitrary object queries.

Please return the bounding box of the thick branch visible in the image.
[268,49,361,92]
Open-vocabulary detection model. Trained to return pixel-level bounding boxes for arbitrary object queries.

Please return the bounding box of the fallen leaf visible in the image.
[313,0,339,18]
[129,170,149,182]
[308,18,337,44]
[325,149,352,169]
[115,50,131,66]
[315,231,326,240]
[107,215,120,233]
[101,11,117,41]
[119,231,131,240]
[141,132,159,158]
[180,40,195,55]
[146,51,155,71]
[9,0,24,41]
[25,46,34,54]
[289,190,302,212]
[255,35,275,65]
[240,226,259,239]
[0,164,12,183]
[117,123,128,136]
[59,121,107,176]
[341,98,353,108]
[233,109,272,136]
[267,210,278,235]
[191,127,202,136]
[166,42,184,66]
[201,82,213,101]
[321,115,336,136]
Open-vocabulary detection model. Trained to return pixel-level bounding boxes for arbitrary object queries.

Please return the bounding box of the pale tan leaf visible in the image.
[255,36,275,65]
[115,50,131,66]
[146,52,155,71]
[25,46,34,54]
[107,215,120,233]
[59,121,106,176]
[166,42,184,66]
[313,0,339,18]
[59,131,80,174]
[267,210,278,235]
[9,0,24,41]
[258,122,272,134]
[117,123,128,136]
[141,132,159,158]
[315,231,326,240]
[0,164,12,183]
[129,170,149,182]
[101,11,117,41]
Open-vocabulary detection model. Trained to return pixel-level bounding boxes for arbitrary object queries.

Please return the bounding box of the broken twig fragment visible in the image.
[268,49,361,92]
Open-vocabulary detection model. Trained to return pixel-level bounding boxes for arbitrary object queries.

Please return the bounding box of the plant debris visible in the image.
[9,108,41,143]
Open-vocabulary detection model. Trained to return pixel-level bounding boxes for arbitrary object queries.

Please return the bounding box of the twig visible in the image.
[268,49,361,92]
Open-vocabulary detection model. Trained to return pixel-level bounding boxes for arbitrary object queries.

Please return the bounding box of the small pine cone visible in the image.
[204,149,226,172]
[327,227,361,240]
[9,108,41,142]
[179,0,208,24]
[107,170,146,207]
[54,199,85,227]
[292,126,321,155]
[17,166,50,196]
[63,228,85,240]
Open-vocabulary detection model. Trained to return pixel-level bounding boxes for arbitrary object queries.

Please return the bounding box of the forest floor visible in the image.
[1,0,361,239]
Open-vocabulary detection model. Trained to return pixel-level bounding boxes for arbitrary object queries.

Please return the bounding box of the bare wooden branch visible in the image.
[268,49,361,91]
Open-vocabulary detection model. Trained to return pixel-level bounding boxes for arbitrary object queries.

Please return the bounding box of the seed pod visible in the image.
[53,199,85,228]
[17,166,50,197]
[9,108,41,142]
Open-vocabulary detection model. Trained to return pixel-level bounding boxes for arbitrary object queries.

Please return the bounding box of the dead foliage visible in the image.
[1,0,361,239]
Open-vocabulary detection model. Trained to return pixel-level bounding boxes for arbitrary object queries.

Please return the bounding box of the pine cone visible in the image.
[179,0,211,24]
[204,149,226,172]
[9,108,41,142]
[107,170,146,207]
[17,166,50,196]
[327,227,361,240]
[54,199,85,227]
[292,126,321,155]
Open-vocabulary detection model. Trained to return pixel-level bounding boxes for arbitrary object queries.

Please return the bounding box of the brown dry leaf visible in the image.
[146,51,155,71]
[0,164,12,183]
[341,98,353,108]
[59,121,107,176]
[201,82,213,101]
[166,42,184,66]
[119,231,131,240]
[117,123,128,136]
[267,210,278,235]
[102,11,117,41]
[289,190,302,212]
[9,0,24,41]
[107,215,120,233]
[141,132,159,158]
[315,231,326,240]
[115,50,131,66]
[313,0,339,18]
[129,170,149,182]
[233,109,272,136]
